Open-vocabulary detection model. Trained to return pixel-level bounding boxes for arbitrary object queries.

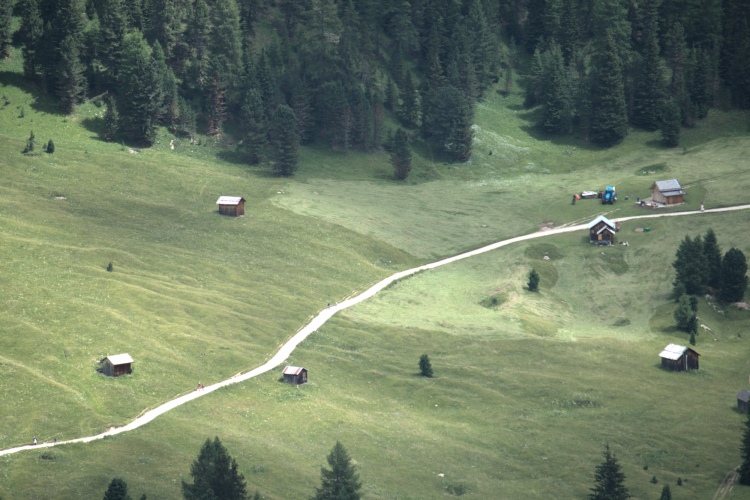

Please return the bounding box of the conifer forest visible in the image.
[6,0,750,164]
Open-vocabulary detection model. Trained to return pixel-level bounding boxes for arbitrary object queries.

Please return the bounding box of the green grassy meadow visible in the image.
[1,46,750,499]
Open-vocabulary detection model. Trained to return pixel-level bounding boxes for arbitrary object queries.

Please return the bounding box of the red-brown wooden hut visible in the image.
[100,353,134,377]
[282,366,308,385]
[659,344,699,371]
[216,196,246,216]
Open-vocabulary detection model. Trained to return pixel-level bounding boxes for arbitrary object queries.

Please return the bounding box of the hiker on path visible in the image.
[33,437,37,445]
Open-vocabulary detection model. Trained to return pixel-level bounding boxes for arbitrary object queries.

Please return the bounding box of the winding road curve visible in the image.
[2,204,750,458]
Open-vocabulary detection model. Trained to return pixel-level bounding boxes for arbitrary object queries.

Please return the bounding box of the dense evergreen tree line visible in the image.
[672,228,748,303]
[7,0,750,168]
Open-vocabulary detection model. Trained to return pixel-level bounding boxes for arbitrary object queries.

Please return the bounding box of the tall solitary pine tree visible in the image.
[182,437,248,500]
[271,104,299,177]
[390,128,411,181]
[589,444,630,500]
[312,442,362,500]
[720,248,748,303]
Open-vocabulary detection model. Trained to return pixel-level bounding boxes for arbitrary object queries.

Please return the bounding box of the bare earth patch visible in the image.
[538,222,556,231]
[733,302,750,310]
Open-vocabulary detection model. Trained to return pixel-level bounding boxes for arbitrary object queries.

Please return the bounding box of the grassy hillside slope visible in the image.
[1,46,750,499]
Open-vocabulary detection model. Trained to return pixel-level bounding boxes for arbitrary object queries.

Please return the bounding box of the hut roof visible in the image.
[596,225,616,235]
[651,179,685,196]
[283,365,305,375]
[587,215,616,230]
[658,343,699,360]
[104,353,134,365]
[216,196,245,206]
[738,389,750,402]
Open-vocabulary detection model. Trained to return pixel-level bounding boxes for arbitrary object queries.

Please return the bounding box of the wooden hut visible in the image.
[100,353,134,377]
[659,343,700,371]
[216,196,246,216]
[282,365,308,385]
[587,215,616,245]
[650,180,685,205]
[737,389,750,413]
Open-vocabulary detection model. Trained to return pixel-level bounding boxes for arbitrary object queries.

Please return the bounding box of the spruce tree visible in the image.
[419,354,433,377]
[55,35,86,114]
[312,442,362,500]
[390,128,411,181]
[632,0,667,131]
[674,294,697,333]
[240,89,267,165]
[116,31,162,145]
[589,444,630,500]
[672,235,708,296]
[589,31,628,147]
[0,0,13,59]
[528,269,540,292]
[182,437,248,500]
[660,97,681,147]
[719,248,748,303]
[19,0,44,81]
[102,94,119,142]
[103,477,131,500]
[98,0,129,81]
[739,411,750,485]
[421,84,474,162]
[541,43,573,134]
[703,229,722,289]
[399,72,419,129]
[271,105,299,177]
[660,484,671,500]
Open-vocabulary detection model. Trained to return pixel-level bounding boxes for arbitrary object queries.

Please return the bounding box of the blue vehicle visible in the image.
[602,186,616,205]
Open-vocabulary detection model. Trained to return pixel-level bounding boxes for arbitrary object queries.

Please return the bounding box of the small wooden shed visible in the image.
[282,365,308,385]
[651,179,685,205]
[587,215,616,244]
[216,196,246,216]
[659,343,700,371]
[737,389,750,413]
[100,353,134,377]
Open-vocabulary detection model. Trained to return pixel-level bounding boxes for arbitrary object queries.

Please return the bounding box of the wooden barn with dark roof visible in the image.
[651,179,685,205]
[282,366,308,385]
[659,343,699,371]
[216,196,246,217]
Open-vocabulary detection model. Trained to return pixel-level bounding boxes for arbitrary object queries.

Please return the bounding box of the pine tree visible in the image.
[589,444,630,500]
[19,0,44,81]
[312,442,362,500]
[703,229,722,289]
[466,0,496,96]
[290,80,313,145]
[39,0,87,94]
[151,41,177,125]
[103,477,131,500]
[419,354,433,377]
[690,48,713,120]
[672,235,708,296]
[240,89,267,165]
[421,84,474,162]
[271,104,299,177]
[399,71,419,129]
[589,31,628,146]
[182,437,248,500]
[660,484,672,500]
[55,35,86,114]
[116,31,162,145]
[739,411,750,485]
[528,269,540,292]
[390,128,411,180]
[0,0,13,59]
[660,97,681,147]
[720,248,748,303]
[632,0,667,131]
[674,294,697,332]
[541,43,573,134]
[98,0,129,81]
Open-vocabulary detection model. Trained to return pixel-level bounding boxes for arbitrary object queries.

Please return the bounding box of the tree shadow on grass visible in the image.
[0,71,62,116]
[80,116,106,141]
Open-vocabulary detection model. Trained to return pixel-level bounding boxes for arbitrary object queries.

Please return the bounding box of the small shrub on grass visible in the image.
[106,262,113,272]
[660,484,671,500]
[651,475,658,483]
[677,478,682,486]
[528,269,539,292]
[446,483,467,496]
[46,140,54,154]
[419,354,433,377]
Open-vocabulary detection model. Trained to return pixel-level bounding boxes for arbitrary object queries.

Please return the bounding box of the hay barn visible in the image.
[650,180,685,205]
[100,353,134,377]
[216,196,246,216]
[282,365,308,385]
[587,215,616,244]
[659,343,699,371]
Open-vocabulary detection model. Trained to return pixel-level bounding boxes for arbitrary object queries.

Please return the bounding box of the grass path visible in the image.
[2,203,749,459]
